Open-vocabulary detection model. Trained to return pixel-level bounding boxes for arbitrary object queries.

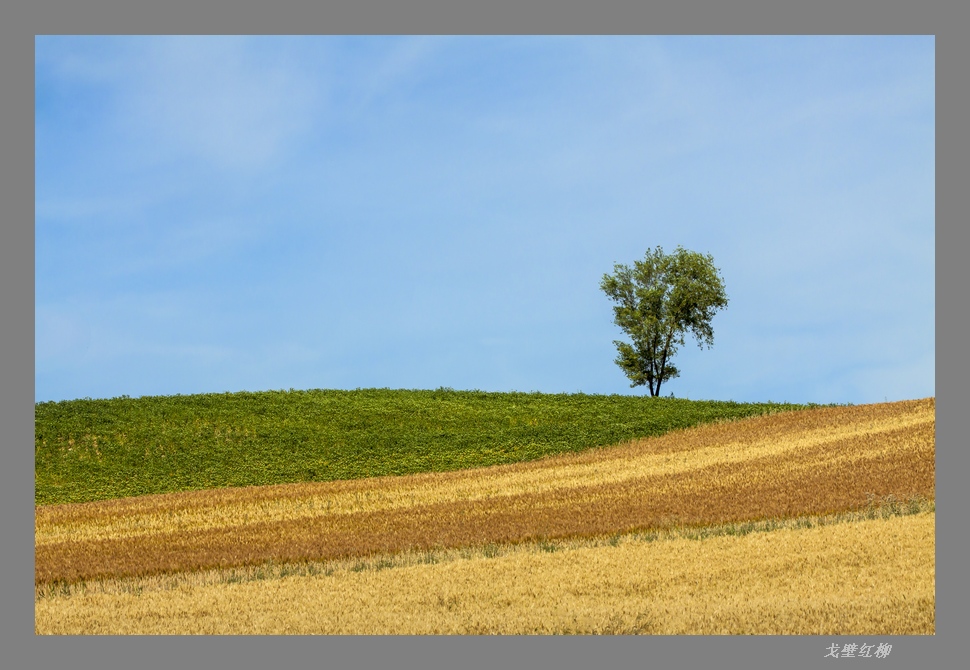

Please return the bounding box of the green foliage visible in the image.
[600,246,729,396]
[35,387,814,506]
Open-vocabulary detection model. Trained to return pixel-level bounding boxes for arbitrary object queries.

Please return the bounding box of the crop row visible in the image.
[35,398,934,585]
[35,509,935,635]
[35,388,818,505]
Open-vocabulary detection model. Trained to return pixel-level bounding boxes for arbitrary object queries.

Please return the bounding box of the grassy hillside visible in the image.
[35,398,935,634]
[35,388,816,505]
[35,398,932,586]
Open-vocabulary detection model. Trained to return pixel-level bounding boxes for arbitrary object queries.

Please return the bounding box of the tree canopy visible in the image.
[600,246,728,397]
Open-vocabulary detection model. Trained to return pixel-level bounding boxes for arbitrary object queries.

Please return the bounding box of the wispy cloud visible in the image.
[35,36,934,403]
[35,305,93,367]
[103,216,262,279]
[35,194,155,226]
[113,36,326,172]
[354,35,448,104]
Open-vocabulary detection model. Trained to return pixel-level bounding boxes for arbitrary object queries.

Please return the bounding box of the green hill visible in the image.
[35,387,819,506]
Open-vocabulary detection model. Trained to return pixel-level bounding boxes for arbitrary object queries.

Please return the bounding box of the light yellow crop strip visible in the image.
[35,400,933,546]
[34,417,933,585]
[35,497,934,600]
[35,511,934,635]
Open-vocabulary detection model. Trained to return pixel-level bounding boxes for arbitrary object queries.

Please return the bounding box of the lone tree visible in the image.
[600,245,728,397]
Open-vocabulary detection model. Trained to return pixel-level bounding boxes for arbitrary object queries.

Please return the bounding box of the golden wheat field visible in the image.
[35,398,935,635]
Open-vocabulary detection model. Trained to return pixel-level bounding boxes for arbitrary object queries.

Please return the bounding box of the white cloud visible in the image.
[35,193,163,226]
[118,36,326,171]
[35,36,934,404]
[36,35,135,83]
[103,215,261,279]
[360,36,445,98]
[36,292,240,381]
[35,197,134,225]
[35,306,93,366]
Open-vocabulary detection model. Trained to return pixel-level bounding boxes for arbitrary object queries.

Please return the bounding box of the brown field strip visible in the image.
[35,510,935,635]
[35,398,935,586]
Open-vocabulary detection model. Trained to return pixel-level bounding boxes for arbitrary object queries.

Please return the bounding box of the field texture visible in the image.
[35,388,814,505]
[36,509,934,635]
[36,397,934,623]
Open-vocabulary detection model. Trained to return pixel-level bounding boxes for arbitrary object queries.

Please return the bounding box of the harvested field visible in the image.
[35,398,934,586]
[35,509,935,635]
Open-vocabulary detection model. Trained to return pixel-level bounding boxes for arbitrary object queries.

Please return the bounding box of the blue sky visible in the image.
[35,35,934,404]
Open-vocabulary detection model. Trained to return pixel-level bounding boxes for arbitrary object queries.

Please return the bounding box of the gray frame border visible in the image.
[5,2,960,669]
